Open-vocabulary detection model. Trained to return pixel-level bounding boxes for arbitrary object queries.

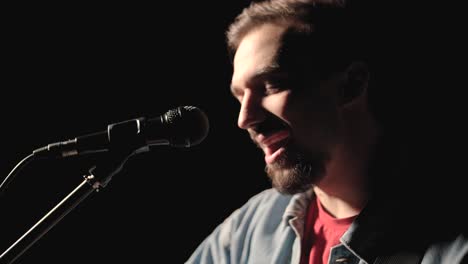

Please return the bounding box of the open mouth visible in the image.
[256,129,291,164]
[249,115,292,164]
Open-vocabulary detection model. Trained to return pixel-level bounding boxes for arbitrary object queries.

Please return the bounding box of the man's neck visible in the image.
[313,96,380,219]
[313,142,371,218]
[312,185,366,219]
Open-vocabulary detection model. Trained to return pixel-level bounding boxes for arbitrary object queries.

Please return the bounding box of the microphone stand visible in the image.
[0,146,141,264]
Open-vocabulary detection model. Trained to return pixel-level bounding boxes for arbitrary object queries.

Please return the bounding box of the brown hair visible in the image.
[226,0,372,74]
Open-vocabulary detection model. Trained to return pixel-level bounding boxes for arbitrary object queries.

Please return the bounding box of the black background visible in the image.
[1,2,270,263]
[1,2,464,263]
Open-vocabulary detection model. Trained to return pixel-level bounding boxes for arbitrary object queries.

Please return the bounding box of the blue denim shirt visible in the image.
[186,189,468,264]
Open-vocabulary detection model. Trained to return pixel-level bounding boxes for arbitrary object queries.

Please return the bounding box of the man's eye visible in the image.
[264,85,281,95]
[264,79,288,95]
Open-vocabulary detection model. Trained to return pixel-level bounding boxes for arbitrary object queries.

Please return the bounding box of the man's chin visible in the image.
[264,151,327,195]
[265,163,312,195]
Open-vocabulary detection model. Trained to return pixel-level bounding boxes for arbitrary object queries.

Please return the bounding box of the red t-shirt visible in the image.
[300,196,357,264]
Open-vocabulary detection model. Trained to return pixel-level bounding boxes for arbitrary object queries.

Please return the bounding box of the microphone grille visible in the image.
[164,107,183,124]
[165,106,209,147]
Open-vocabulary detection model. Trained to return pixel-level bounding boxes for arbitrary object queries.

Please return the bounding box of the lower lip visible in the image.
[265,147,286,164]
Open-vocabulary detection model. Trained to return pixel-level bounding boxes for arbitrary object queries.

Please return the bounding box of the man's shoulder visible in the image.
[232,188,293,219]
[243,188,292,207]
[228,188,311,230]
[185,189,306,263]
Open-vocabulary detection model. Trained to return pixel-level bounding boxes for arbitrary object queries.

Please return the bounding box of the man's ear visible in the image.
[339,61,369,106]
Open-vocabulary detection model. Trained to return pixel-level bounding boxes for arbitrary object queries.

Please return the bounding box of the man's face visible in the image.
[230,23,343,194]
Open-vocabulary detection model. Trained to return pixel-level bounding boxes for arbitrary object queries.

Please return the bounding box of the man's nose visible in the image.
[238,90,265,129]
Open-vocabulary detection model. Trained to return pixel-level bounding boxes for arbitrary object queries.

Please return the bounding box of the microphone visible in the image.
[32,106,209,158]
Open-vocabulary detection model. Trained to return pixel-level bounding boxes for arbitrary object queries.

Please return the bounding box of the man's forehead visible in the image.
[231,24,285,84]
[234,23,287,62]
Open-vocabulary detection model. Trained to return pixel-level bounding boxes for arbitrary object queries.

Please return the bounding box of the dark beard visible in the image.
[265,145,329,195]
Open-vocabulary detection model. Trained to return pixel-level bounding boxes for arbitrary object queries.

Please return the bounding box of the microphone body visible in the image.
[33,106,209,158]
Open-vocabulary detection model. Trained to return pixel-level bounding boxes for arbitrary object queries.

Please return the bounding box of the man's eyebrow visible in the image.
[230,65,282,97]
